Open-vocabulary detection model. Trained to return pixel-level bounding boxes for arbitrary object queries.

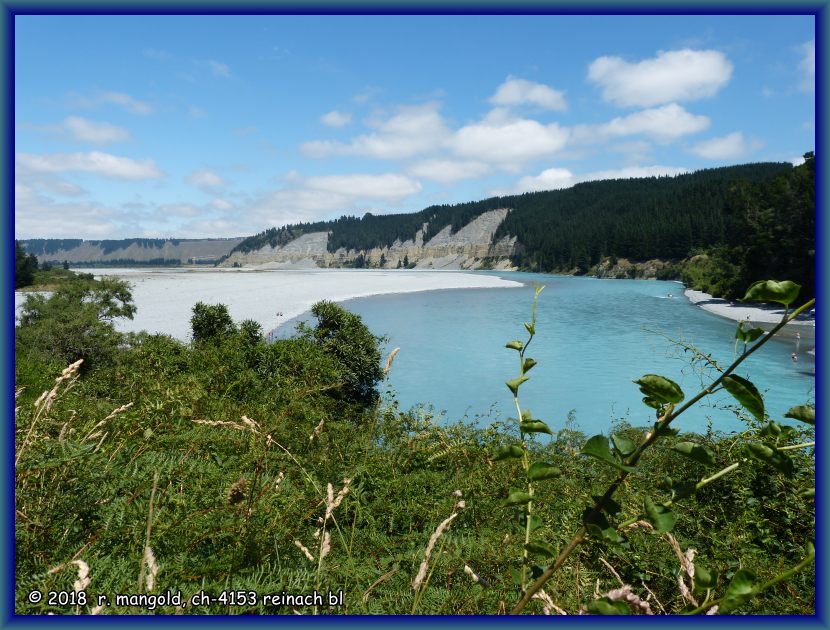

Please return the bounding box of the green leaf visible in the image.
[492,445,524,461]
[735,322,765,343]
[800,487,815,498]
[522,357,537,373]
[742,280,801,306]
[524,322,535,336]
[759,421,782,437]
[527,461,561,481]
[722,375,765,422]
[784,405,815,425]
[672,441,716,467]
[510,567,523,586]
[581,506,624,544]
[528,514,543,532]
[582,506,610,529]
[642,397,663,410]
[588,598,629,615]
[520,419,552,435]
[644,497,675,533]
[506,375,529,397]
[634,374,684,404]
[719,569,755,614]
[670,481,698,502]
[525,541,556,558]
[502,491,533,506]
[592,495,621,516]
[693,564,717,592]
[746,442,794,477]
[581,435,636,473]
[611,433,636,457]
[654,423,680,437]
[505,340,524,351]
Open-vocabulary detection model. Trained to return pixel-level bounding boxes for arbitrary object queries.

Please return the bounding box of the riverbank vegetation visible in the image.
[14,271,814,615]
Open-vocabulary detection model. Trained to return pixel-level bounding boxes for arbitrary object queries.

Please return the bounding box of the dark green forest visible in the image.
[229,160,808,298]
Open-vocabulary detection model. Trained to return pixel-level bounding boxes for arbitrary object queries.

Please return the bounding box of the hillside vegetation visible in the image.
[226,159,812,301]
[14,270,815,615]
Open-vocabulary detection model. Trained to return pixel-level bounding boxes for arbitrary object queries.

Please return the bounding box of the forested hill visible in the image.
[494,162,794,271]
[230,161,793,267]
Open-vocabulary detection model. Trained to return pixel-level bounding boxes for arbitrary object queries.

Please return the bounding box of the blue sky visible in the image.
[14,14,815,240]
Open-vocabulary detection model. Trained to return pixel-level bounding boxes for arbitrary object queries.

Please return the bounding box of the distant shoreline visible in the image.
[684,288,815,343]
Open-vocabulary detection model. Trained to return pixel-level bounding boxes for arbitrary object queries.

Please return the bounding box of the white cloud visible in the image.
[99,91,153,115]
[575,104,710,144]
[188,105,207,119]
[15,192,118,239]
[16,151,164,180]
[158,203,201,217]
[588,49,733,107]
[489,76,567,110]
[690,132,762,160]
[208,60,231,78]
[449,115,569,167]
[407,159,492,184]
[63,116,130,143]
[321,110,352,127]
[492,164,690,196]
[303,173,421,200]
[301,102,449,160]
[244,171,423,228]
[186,169,224,191]
[212,198,233,210]
[798,40,815,92]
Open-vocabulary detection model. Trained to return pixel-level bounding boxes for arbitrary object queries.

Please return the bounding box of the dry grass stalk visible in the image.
[17,359,83,466]
[362,566,399,604]
[273,471,285,493]
[72,560,90,593]
[384,347,400,376]
[324,478,352,523]
[35,359,83,415]
[599,585,654,615]
[294,539,315,562]
[411,492,465,592]
[192,417,259,434]
[665,532,698,606]
[84,402,133,443]
[138,471,160,594]
[600,557,624,586]
[227,477,247,505]
[532,589,567,615]
[319,531,332,561]
[47,559,91,592]
[309,419,325,443]
[143,547,159,592]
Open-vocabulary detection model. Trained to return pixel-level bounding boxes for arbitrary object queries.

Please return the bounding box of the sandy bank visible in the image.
[89,268,524,341]
[684,288,815,343]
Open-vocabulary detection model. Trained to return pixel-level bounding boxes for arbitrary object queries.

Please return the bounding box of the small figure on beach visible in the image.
[791,352,798,363]
[795,331,801,352]
[667,293,673,298]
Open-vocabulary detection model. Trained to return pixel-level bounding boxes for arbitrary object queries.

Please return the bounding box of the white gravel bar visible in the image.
[82,267,523,341]
[684,288,815,343]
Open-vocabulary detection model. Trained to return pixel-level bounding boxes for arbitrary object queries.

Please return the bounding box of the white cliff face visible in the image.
[221,232,331,267]
[23,238,244,264]
[220,208,518,270]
